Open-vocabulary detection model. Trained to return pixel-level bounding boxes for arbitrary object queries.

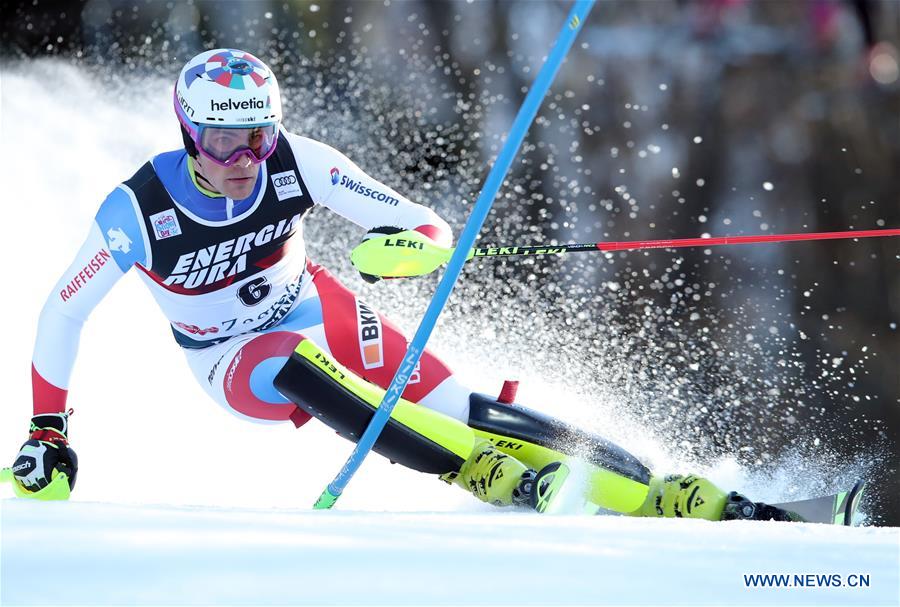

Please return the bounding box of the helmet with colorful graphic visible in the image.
[174,48,282,167]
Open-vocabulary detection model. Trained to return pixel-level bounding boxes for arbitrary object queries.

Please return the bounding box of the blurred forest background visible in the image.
[3,0,898,523]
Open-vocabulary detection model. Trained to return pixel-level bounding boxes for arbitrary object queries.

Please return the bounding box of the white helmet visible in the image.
[174,49,282,166]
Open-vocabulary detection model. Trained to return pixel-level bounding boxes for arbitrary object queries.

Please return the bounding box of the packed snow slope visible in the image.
[2,500,898,606]
[1,61,898,606]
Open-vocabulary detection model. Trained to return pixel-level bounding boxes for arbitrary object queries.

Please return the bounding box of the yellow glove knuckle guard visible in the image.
[350,230,451,277]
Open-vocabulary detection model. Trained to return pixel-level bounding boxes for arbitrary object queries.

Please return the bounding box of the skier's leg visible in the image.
[298,262,471,421]
[182,330,312,427]
[464,391,652,514]
[464,391,741,520]
[273,337,534,506]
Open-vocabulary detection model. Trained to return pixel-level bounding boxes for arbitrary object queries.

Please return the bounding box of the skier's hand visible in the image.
[351,226,450,282]
[10,412,78,497]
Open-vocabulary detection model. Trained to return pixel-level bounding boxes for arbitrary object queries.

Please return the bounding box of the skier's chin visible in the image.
[194,155,260,200]
[221,174,257,199]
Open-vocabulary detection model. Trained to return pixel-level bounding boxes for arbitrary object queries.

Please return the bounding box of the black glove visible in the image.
[12,412,78,492]
[357,226,405,284]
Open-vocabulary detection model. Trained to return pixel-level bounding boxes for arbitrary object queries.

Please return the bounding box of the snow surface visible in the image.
[2,500,898,606]
[1,61,898,607]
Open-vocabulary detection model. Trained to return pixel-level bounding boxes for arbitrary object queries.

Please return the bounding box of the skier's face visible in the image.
[194,152,260,200]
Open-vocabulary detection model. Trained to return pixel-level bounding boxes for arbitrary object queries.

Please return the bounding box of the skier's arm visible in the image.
[284,131,453,249]
[32,186,148,414]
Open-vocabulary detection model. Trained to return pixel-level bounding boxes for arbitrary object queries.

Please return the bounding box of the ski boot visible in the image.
[720,491,805,522]
[632,474,731,520]
[633,474,806,521]
[443,441,536,507]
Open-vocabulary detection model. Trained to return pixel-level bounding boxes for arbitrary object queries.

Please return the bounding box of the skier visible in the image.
[9,48,791,521]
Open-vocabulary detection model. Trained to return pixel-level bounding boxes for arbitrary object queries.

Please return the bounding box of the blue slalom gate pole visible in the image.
[314,0,596,509]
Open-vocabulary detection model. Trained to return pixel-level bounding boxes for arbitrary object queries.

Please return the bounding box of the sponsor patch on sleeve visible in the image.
[271,170,303,201]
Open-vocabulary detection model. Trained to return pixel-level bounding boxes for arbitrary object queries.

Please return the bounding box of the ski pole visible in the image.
[351,228,900,276]
[313,0,596,510]
[465,227,900,258]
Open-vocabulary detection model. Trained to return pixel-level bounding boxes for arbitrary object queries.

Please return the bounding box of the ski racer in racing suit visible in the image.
[8,49,790,521]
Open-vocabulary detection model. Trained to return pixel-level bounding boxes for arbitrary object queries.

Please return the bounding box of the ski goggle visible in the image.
[194,123,280,167]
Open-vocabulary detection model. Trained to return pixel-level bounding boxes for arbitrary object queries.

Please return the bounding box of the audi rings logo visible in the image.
[271,170,302,201]
[273,175,297,188]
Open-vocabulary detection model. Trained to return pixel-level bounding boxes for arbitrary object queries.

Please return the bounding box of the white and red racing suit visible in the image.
[32,131,472,427]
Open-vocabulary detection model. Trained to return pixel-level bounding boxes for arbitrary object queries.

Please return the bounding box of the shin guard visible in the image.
[274,339,476,475]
